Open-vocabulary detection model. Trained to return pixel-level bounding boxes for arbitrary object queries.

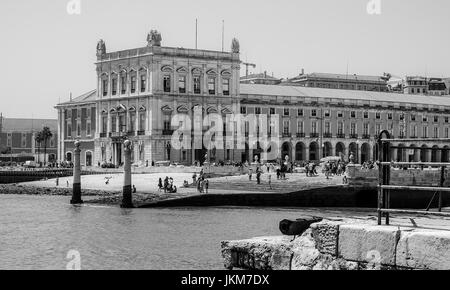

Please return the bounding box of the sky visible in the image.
[1,0,450,119]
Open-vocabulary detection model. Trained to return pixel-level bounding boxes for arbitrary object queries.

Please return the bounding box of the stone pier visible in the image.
[70,141,83,204]
[221,219,450,270]
[120,139,134,208]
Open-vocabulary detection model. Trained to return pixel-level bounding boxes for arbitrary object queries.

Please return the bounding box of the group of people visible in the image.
[192,171,209,194]
[158,176,177,193]
[248,166,263,184]
[323,161,347,179]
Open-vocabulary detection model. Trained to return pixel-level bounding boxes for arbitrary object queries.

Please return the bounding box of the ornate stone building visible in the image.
[55,30,450,166]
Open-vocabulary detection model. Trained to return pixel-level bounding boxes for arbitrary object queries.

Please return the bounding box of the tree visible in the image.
[34,132,43,164]
[40,127,53,166]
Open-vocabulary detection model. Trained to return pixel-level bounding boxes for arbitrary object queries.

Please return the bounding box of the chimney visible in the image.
[264,71,267,78]
[301,68,305,75]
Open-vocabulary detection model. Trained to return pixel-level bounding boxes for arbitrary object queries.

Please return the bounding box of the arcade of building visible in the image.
[55,31,450,166]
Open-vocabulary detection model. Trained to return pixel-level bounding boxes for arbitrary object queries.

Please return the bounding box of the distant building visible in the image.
[428,78,448,96]
[240,71,282,85]
[0,116,58,162]
[403,76,428,95]
[283,72,388,92]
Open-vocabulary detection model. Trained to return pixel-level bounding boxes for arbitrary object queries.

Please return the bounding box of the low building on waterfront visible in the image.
[0,116,58,163]
[55,30,450,167]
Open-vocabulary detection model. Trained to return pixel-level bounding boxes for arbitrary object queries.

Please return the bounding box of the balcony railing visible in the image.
[100,133,107,138]
[162,129,174,136]
[137,130,145,136]
[297,133,305,138]
[323,133,332,138]
[337,133,346,139]
[127,131,136,137]
[109,132,128,138]
[282,132,291,138]
[310,133,319,138]
[362,134,371,139]
[350,134,359,139]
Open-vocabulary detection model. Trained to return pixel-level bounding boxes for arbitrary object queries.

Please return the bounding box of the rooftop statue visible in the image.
[96,39,106,57]
[147,30,162,47]
[231,38,240,53]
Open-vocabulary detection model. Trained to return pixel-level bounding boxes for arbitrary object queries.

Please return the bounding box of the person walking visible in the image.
[268,174,272,190]
[158,178,163,192]
[205,179,209,194]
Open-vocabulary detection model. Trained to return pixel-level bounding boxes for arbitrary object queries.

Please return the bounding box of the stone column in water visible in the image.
[121,139,134,208]
[70,140,83,204]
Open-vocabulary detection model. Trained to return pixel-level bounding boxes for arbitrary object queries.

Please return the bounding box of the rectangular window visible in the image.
[255,107,261,115]
[240,107,247,114]
[140,75,146,93]
[351,111,356,118]
[102,116,107,133]
[102,79,108,96]
[338,122,344,135]
[111,117,117,133]
[163,75,170,93]
[364,123,369,135]
[119,115,126,132]
[208,77,216,95]
[77,123,81,137]
[350,123,356,135]
[376,112,381,119]
[434,116,439,123]
[337,111,343,118]
[222,79,230,95]
[163,114,171,131]
[422,126,428,138]
[178,76,186,93]
[411,114,416,121]
[86,121,91,136]
[284,108,290,116]
[283,120,290,135]
[446,128,449,138]
[376,124,382,136]
[121,75,127,94]
[67,123,72,138]
[434,127,439,138]
[297,120,304,133]
[131,76,137,93]
[363,111,369,119]
[388,113,393,120]
[325,122,330,134]
[7,133,12,147]
[194,77,201,94]
[445,117,449,124]
[311,121,317,134]
[311,109,317,117]
[129,112,136,132]
[112,78,117,96]
[298,109,304,116]
[139,113,146,131]
[270,108,275,115]
[423,115,428,122]
[324,110,330,118]
[21,133,27,148]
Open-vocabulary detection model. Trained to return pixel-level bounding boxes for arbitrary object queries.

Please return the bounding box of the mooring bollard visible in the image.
[70,140,83,204]
[121,139,134,208]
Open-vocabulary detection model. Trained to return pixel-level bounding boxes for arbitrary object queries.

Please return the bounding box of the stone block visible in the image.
[396,231,450,270]
[338,224,400,266]
[221,236,293,270]
[310,221,341,256]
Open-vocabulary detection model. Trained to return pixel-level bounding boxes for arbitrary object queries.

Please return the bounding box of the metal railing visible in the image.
[377,130,450,225]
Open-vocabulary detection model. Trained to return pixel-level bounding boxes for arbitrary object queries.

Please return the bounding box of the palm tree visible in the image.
[40,127,53,166]
[34,132,43,164]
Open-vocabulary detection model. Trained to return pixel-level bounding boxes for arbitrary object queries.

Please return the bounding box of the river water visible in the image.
[0,195,373,270]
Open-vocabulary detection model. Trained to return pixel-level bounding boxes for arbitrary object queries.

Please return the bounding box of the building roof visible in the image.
[288,72,386,83]
[56,90,97,106]
[1,118,57,133]
[240,73,281,81]
[240,83,450,107]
